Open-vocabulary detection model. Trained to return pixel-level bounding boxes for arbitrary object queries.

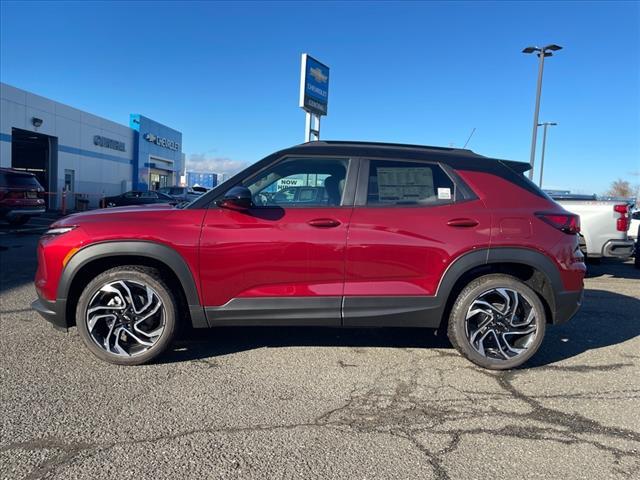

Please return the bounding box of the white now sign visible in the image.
[276,178,303,190]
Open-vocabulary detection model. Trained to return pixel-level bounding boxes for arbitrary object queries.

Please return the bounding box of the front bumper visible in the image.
[6,207,46,220]
[31,297,68,331]
[553,289,584,324]
[602,239,635,258]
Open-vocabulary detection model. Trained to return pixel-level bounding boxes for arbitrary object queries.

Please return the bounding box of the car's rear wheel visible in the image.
[75,266,177,365]
[447,274,546,370]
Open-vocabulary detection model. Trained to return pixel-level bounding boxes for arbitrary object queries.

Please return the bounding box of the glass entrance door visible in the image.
[150,169,172,190]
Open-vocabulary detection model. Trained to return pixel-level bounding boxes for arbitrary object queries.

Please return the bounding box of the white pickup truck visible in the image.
[548,194,634,260]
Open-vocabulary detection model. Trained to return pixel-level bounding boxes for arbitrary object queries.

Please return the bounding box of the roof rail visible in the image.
[301,140,475,154]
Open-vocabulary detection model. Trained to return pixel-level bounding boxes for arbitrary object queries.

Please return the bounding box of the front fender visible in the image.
[57,240,207,328]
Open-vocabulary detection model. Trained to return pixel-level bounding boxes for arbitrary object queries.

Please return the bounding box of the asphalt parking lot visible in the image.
[1,219,639,480]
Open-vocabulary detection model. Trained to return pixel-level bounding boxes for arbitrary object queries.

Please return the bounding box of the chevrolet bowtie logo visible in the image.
[309,67,328,83]
[144,133,157,143]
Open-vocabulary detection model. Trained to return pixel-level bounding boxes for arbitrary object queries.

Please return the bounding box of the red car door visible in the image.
[199,156,355,326]
[343,158,491,326]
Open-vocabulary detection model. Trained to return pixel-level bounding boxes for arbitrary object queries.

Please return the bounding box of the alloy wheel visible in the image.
[85,280,165,357]
[464,287,539,361]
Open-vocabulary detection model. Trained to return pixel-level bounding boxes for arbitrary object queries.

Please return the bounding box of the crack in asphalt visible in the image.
[535,362,633,372]
[4,351,639,480]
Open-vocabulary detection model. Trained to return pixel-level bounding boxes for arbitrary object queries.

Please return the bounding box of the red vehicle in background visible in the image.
[32,141,585,369]
[0,168,46,226]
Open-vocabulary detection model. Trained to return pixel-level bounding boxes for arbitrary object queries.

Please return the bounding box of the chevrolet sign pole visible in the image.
[300,53,329,142]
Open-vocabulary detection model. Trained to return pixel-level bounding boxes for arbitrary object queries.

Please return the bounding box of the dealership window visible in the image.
[244,157,349,207]
[365,160,455,206]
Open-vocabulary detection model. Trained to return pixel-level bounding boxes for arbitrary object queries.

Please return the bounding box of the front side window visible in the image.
[243,157,348,207]
[365,160,455,206]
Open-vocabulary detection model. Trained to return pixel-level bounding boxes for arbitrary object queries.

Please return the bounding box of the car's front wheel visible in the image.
[447,274,546,370]
[75,266,177,365]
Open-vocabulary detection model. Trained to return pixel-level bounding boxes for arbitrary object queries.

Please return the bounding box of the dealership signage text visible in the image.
[144,133,180,151]
[93,135,125,152]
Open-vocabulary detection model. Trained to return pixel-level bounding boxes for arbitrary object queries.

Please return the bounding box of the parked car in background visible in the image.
[629,208,640,241]
[260,186,329,205]
[630,207,640,269]
[0,168,45,226]
[102,190,177,208]
[33,141,585,370]
[549,193,634,261]
[157,186,201,203]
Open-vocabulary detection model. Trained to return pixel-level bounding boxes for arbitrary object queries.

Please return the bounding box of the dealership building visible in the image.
[0,82,185,209]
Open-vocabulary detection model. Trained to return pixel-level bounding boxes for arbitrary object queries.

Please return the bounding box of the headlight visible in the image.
[44,226,77,236]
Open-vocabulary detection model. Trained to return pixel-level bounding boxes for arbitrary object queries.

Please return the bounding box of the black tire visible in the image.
[75,266,178,365]
[634,244,640,269]
[7,216,29,226]
[447,274,547,370]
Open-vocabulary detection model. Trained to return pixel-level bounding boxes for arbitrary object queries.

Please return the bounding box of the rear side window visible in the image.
[365,160,455,206]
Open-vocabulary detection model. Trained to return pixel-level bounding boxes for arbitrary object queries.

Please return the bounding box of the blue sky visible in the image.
[1,0,638,193]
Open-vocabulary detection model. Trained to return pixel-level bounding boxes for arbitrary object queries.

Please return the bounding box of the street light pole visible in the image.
[529,54,546,180]
[537,122,557,188]
[522,44,562,180]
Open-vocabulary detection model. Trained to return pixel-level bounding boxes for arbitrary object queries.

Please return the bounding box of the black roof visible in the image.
[286,140,478,157]
[279,141,531,174]
[300,140,471,154]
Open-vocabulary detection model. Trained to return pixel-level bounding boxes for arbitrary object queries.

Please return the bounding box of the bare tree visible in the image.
[606,179,634,198]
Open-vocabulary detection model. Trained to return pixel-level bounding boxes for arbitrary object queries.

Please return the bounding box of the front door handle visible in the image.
[447,218,479,228]
[308,218,341,228]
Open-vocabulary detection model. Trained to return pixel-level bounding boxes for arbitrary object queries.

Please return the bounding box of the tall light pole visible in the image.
[537,122,557,188]
[522,44,562,180]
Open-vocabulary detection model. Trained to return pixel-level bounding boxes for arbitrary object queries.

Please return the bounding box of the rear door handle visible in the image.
[308,218,341,228]
[447,218,479,228]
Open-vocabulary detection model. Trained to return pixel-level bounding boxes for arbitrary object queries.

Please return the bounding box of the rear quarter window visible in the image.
[499,161,554,201]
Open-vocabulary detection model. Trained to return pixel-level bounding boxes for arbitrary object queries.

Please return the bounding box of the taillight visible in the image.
[7,191,24,199]
[614,204,629,232]
[536,212,581,234]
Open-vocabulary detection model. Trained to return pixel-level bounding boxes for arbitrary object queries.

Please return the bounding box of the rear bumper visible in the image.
[31,297,68,331]
[4,207,46,220]
[553,289,584,324]
[601,239,635,258]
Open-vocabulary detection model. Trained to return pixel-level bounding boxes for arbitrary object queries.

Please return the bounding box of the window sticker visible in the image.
[376,167,435,203]
[437,187,452,200]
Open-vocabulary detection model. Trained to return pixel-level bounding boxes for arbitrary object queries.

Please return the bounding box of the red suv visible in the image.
[0,168,46,226]
[32,142,585,369]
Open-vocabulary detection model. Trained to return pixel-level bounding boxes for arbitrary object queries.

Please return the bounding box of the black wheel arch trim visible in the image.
[57,240,207,328]
[434,247,566,324]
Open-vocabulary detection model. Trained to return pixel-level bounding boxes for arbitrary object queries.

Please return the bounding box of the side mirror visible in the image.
[216,186,253,211]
